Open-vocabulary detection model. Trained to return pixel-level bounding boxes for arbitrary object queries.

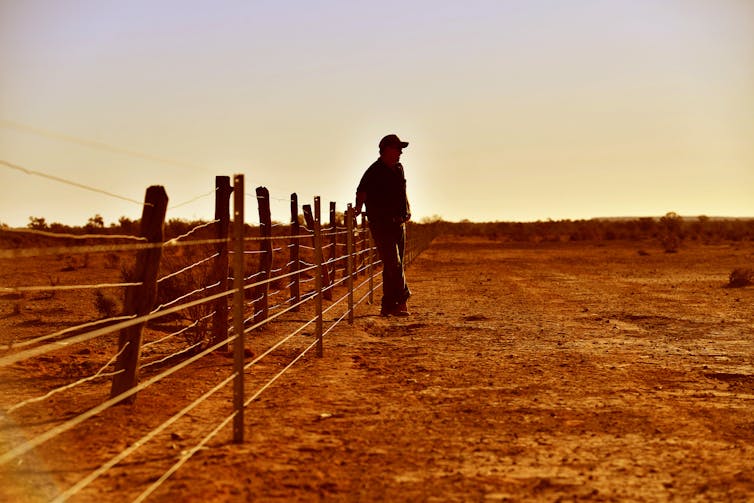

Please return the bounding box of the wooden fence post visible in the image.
[289,193,300,310]
[303,204,331,301]
[313,197,324,357]
[346,204,354,324]
[253,187,272,324]
[368,222,374,304]
[232,174,245,443]
[111,185,168,403]
[360,215,368,277]
[211,176,232,349]
[329,201,337,285]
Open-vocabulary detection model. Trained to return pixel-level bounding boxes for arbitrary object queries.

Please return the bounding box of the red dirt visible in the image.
[2,236,754,502]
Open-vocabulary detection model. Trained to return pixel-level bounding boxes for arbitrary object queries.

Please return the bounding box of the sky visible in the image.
[1,0,752,228]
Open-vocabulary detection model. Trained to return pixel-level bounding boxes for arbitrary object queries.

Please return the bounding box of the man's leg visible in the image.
[370,223,401,313]
[396,224,410,305]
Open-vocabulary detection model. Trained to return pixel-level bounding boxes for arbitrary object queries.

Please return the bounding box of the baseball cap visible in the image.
[379,134,409,150]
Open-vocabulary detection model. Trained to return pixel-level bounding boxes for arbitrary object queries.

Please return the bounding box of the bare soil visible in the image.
[2,237,754,502]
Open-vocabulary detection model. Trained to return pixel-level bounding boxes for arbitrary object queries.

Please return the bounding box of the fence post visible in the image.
[212,176,232,349]
[346,204,354,324]
[313,197,324,357]
[359,215,368,277]
[232,174,245,443]
[368,222,374,305]
[289,193,300,310]
[253,187,272,324]
[303,204,331,301]
[111,185,168,403]
[329,201,337,285]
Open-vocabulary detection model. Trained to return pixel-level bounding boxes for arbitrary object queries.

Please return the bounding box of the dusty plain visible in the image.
[1,236,754,502]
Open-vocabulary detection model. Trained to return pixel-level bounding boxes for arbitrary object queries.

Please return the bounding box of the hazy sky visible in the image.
[1,0,752,227]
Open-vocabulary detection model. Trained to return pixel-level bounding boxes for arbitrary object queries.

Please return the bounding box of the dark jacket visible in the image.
[357,159,409,225]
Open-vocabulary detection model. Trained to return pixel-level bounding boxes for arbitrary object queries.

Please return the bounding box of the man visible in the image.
[356,134,412,317]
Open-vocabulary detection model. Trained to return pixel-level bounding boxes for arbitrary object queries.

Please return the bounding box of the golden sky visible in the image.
[1,0,752,226]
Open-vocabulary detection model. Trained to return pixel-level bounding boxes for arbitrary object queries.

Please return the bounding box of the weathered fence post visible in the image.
[289,193,300,310]
[303,204,331,301]
[360,215,368,277]
[253,187,272,324]
[368,222,374,304]
[346,204,354,324]
[111,186,168,403]
[329,201,337,286]
[313,197,324,357]
[232,174,245,443]
[211,176,232,349]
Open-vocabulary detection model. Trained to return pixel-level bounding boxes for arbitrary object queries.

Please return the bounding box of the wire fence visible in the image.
[0,173,438,502]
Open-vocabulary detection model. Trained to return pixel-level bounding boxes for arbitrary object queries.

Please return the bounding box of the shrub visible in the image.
[94,290,121,318]
[659,212,683,253]
[728,268,754,288]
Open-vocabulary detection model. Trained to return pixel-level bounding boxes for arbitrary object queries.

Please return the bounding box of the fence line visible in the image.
[0,174,438,501]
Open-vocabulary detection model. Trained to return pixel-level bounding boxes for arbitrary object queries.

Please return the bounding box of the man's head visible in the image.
[379,134,408,166]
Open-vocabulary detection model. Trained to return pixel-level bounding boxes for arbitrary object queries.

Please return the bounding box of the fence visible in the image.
[0,174,437,501]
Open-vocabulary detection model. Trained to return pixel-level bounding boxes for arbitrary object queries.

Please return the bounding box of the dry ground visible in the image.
[2,236,754,502]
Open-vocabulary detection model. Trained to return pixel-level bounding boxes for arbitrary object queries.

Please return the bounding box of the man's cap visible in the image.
[379,134,409,150]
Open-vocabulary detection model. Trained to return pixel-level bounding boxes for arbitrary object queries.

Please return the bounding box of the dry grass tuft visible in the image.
[727,268,754,288]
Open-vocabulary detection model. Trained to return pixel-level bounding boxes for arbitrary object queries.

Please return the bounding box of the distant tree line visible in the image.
[417,212,754,249]
[4,212,753,250]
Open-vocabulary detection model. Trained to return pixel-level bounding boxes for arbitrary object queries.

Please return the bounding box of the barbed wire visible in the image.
[5,342,130,414]
[1,315,137,351]
[0,281,142,294]
[0,227,146,241]
[0,119,212,174]
[165,220,220,244]
[142,311,215,350]
[168,189,217,210]
[150,281,221,314]
[140,341,203,370]
[1,159,147,206]
[0,227,360,259]
[0,287,236,368]
[157,253,220,284]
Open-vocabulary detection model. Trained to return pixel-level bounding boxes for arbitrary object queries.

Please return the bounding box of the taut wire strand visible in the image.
[0,282,142,293]
[1,227,146,241]
[6,342,130,413]
[157,253,220,284]
[2,315,137,350]
[0,119,212,173]
[0,288,236,368]
[0,159,146,206]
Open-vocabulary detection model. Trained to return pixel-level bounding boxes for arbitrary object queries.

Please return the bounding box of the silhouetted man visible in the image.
[356,134,412,317]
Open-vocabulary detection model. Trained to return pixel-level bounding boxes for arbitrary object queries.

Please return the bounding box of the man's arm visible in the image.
[355,191,367,215]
